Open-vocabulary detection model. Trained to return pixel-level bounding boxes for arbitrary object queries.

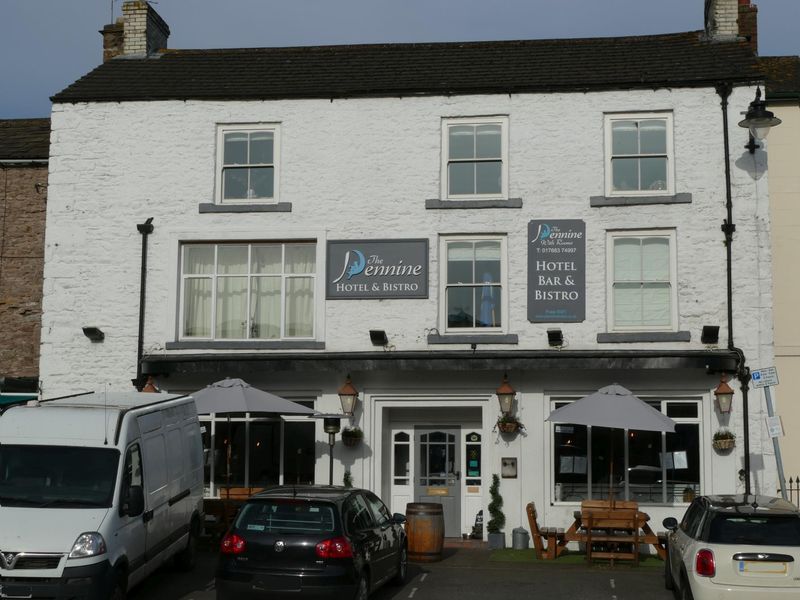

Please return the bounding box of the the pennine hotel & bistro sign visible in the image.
[326,239,429,299]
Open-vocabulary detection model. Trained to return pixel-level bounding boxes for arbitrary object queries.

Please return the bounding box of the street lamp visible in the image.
[738,87,782,153]
[713,376,734,414]
[338,375,359,416]
[496,373,516,416]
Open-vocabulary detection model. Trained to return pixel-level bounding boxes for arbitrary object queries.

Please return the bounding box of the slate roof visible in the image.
[52,31,762,104]
[0,119,50,161]
[759,56,800,99]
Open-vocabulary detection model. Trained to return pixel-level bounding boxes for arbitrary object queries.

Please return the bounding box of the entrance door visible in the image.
[414,427,461,537]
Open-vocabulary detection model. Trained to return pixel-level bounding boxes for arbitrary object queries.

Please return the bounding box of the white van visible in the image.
[0,392,204,600]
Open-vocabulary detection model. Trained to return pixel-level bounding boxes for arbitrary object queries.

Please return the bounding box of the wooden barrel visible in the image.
[405,502,444,562]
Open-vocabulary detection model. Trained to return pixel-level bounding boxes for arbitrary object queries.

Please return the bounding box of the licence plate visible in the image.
[0,584,33,599]
[739,560,788,574]
[253,575,301,592]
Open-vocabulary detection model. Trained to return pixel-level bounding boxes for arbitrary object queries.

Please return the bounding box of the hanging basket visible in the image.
[713,438,735,452]
[342,435,362,448]
[497,421,520,434]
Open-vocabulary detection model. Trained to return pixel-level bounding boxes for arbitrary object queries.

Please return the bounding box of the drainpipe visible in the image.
[133,217,154,391]
[715,83,752,495]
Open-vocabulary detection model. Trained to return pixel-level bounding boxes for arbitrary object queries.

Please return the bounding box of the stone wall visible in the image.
[0,165,46,377]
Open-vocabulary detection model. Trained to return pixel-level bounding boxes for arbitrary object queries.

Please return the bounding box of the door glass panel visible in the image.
[394,434,410,485]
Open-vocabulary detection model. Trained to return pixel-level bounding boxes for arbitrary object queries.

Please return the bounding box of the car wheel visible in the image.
[354,572,369,600]
[680,574,694,600]
[391,545,408,586]
[664,547,675,590]
[174,522,199,571]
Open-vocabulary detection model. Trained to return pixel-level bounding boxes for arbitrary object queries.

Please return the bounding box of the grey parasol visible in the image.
[546,384,676,503]
[191,378,315,416]
[191,378,315,494]
[546,384,675,433]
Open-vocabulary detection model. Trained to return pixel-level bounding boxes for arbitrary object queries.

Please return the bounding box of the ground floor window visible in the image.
[200,407,316,497]
[551,397,701,504]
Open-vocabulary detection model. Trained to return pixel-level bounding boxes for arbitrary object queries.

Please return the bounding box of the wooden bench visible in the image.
[583,508,647,565]
[526,502,566,560]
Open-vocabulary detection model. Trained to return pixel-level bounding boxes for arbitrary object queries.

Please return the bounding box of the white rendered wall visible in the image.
[41,85,776,516]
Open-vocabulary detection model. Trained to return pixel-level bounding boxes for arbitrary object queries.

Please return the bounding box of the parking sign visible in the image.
[752,367,779,389]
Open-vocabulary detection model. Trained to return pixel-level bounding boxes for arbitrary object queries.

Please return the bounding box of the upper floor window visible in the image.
[607,230,677,331]
[442,117,508,199]
[605,113,673,195]
[216,125,280,203]
[180,242,315,340]
[440,236,507,332]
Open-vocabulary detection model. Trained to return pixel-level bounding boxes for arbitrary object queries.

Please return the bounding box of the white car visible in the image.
[663,494,800,599]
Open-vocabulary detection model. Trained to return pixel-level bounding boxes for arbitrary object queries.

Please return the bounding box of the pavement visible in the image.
[130,547,675,600]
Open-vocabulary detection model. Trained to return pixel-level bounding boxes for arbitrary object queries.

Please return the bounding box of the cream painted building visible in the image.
[761,57,800,484]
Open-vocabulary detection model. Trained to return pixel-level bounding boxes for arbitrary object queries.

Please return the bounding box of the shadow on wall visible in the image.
[734,147,767,180]
[314,439,373,487]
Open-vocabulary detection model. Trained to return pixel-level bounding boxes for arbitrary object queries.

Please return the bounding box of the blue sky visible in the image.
[1,0,798,118]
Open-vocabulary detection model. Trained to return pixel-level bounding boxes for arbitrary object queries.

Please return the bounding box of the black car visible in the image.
[216,485,408,599]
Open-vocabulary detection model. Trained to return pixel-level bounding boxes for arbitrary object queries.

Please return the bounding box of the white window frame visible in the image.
[179,241,316,341]
[215,123,281,204]
[604,112,674,197]
[606,229,678,332]
[439,234,509,334]
[441,116,509,200]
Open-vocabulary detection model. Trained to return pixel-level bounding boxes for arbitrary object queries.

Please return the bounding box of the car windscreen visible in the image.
[707,513,800,546]
[236,499,337,535]
[0,445,120,508]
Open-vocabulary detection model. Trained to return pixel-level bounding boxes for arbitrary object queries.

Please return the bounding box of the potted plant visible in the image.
[343,470,353,488]
[341,426,363,447]
[494,414,524,435]
[712,429,736,451]
[486,474,506,549]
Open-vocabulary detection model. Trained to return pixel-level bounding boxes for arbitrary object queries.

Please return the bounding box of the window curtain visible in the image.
[284,244,315,337]
[183,246,214,337]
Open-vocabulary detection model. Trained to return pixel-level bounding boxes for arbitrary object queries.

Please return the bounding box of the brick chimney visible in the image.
[99,1,170,62]
[704,0,758,52]
[738,0,758,53]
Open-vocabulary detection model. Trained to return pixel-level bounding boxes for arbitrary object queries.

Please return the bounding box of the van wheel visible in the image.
[108,572,126,600]
[174,523,199,571]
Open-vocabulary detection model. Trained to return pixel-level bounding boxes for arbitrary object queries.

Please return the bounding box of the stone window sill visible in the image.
[597,331,690,343]
[425,198,523,209]
[427,333,519,345]
[199,202,292,213]
[165,340,325,350]
[589,193,691,207]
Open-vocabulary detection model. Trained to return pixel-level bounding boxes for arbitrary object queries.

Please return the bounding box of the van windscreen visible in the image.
[0,445,120,508]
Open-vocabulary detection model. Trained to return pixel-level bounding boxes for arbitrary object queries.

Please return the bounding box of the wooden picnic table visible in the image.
[559,500,666,563]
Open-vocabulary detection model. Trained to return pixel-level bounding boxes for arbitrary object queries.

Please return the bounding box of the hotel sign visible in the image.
[326,239,429,299]
[528,220,585,322]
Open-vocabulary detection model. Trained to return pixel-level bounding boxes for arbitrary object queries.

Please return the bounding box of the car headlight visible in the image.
[68,532,107,558]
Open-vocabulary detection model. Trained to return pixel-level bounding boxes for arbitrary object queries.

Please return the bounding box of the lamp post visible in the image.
[322,416,342,486]
[716,83,781,495]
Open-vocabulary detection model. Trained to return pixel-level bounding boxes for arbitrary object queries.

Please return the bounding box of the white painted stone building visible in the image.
[41,0,778,543]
